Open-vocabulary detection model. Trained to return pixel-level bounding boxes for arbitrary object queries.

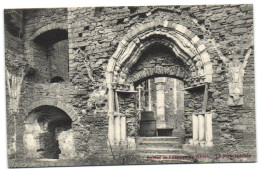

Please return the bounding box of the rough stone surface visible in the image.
[5,4,255,166]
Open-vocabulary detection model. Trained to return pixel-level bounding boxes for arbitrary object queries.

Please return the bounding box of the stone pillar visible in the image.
[205,114,213,147]
[173,79,177,115]
[108,115,115,145]
[198,114,205,146]
[155,77,167,129]
[120,116,126,141]
[107,84,115,145]
[148,79,153,111]
[114,115,121,143]
[137,85,143,120]
[23,122,41,158]
[57,129,76,159]
[192,114,199,145]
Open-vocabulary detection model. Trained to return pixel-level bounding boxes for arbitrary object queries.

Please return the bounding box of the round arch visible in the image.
[106,20,213,85]
[29,22,68,41]
[25,99,78,122]
[106,20,214,145]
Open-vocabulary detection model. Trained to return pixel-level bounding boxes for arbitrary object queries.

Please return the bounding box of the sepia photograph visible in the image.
[1,0,258,168]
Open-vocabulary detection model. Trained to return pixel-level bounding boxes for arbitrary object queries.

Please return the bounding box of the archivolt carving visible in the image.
[107,20,213,86]
[128,66,188,84]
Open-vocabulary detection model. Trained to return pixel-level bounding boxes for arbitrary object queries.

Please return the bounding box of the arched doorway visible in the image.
[24,105,75,159]
[127,44,186,137]
[106,20,214,147]
[136,77,184,137]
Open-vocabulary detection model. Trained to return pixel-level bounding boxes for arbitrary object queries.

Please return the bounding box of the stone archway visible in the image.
[106,20,213,85]
[106,20,214,146]
[25,99,78,122]
[29,23,68,41]
[23,100,78,159]
[25,23,69,83]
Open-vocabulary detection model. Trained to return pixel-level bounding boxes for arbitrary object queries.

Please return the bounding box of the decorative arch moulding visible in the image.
[106,20,213,86]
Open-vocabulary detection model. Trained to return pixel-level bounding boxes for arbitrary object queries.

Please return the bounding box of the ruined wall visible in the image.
[7,4,255,162]
[18,8,109,158]
[24,8,68,82]
[67,4,255,160]
[180,4,255,161]
[49,40,69,81]
[5,25,25,159]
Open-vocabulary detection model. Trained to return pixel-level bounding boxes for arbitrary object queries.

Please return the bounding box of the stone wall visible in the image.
[6,4,256,163]
[5,27,25,159]
[49,40,69,81]
[67,4,255,160]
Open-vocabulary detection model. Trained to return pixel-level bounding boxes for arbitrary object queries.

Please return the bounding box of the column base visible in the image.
[192,139,199,146]
[199,141,206,147]
[205,141,213,147]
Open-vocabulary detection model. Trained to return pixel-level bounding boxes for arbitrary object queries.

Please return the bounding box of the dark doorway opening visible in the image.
[25,106,73,159]
[157,129,173,136]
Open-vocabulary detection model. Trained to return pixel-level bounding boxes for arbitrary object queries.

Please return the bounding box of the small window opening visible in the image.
[50,76,65,83]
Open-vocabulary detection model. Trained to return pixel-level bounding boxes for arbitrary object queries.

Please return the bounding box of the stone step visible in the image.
[137,141,181,148]
[141,159,194,164]
[138,147,183,154]
[136,136,193,163]
[137,136,180,142]
[139,155,194,163]
[139,152,190,157]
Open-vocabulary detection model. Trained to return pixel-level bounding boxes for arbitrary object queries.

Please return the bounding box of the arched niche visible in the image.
[26,24,69,83]
[24,105,76,159]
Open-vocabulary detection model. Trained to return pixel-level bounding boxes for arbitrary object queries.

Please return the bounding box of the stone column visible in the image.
[198,114,205,146]
[192,114,199,145]
[108,115,115,145]
[107,84,115,145]
[155,77,167,129]
[205,113,213,147]
[120,116,126,141]
[114,115,121,143]
[137,85,143,120]
[148,79,153,111]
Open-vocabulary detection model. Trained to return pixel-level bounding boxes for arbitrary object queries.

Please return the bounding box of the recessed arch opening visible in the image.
[24,105,75,159]
[106,21,213,146]
[33,29,68,48]
[29,27,69,83]
[125,41,186,137]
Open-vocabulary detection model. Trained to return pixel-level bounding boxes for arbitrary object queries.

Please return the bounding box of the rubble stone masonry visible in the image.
[5,4,255,164]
